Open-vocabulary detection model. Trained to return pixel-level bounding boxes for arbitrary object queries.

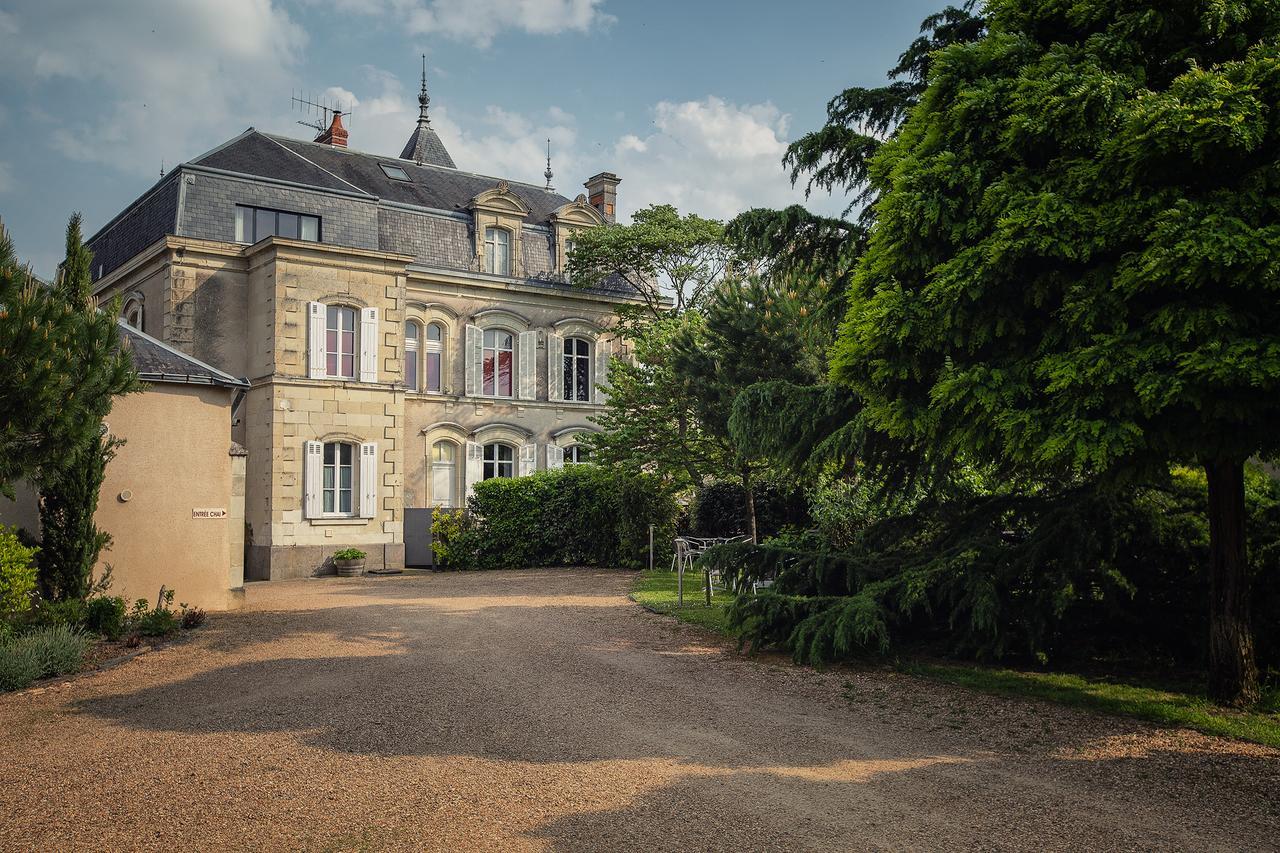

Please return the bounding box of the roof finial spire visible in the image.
[544,138,554,190]
[417,54,431,125]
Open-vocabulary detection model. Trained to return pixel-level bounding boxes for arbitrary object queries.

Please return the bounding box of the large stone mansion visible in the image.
[86,74,638,581]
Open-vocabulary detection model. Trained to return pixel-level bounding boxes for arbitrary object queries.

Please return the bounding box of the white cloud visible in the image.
[316,0,613,48]
[0,0,307,177]
[606,96,836,223]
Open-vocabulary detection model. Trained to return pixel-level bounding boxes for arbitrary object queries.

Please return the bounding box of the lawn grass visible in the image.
[627,571,1280,749]
[899,661,1280,749]
[629,570,735,635]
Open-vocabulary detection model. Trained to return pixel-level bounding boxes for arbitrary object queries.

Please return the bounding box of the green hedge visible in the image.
[438,466,677,570]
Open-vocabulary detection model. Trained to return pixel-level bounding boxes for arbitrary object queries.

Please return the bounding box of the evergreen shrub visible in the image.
[447,466,677,570]
[692,479,810,538]
[0,624,92,692]
[86,595,127,640]
[0,526,38,617]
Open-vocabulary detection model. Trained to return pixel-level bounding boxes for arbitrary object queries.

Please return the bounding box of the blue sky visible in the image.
[0,0,942,278]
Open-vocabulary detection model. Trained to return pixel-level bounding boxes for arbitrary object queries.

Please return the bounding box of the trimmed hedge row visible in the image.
[435,466,677,570]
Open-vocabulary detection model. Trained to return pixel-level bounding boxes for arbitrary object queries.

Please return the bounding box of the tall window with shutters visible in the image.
[405,321,420,391]
[562,337,591,402]
[304,439,378,519]
[484,227,511,276]
[425,322,444,393]
[322,442,355,515]
[482,329,514,397]
[326,306,357,379]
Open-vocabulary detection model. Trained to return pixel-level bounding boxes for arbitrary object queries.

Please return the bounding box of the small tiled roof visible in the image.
[191,130,576,225]
[400,122,456,169]
[119,322,248,389]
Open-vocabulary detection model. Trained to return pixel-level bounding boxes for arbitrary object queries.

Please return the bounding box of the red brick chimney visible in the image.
[584,172,620,223]
[316,110,348,147]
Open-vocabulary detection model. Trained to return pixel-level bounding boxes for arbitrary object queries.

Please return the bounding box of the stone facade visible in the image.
[89,119,632,581]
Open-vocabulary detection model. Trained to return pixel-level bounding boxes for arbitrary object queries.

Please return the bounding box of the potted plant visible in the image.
[333,548,366,577]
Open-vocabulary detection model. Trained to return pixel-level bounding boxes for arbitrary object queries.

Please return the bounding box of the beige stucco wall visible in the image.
[98,383,244,610]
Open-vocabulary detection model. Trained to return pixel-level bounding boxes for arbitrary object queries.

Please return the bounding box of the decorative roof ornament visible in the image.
[417,54,431,125]
[544,139,554,191]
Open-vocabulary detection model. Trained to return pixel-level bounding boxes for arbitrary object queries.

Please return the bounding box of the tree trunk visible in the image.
[742,467,759,544]
[1203,458,1260,707]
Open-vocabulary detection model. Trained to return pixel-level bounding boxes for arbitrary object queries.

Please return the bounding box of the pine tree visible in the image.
[0,214,137,493]
[833,0,1280,705]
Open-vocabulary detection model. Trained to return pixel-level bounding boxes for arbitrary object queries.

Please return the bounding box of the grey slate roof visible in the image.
[400,121,456,168]
[120,322,248,389]
[191,130,575,225]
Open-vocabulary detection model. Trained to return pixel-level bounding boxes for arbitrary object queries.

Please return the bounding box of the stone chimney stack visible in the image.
[584,172,620,223]
[316,110,349,147]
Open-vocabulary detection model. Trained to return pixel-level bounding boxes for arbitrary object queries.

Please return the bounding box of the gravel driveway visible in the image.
[1,569,1277,851]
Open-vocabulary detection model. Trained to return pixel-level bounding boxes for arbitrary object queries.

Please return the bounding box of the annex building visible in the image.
[86,72,637,584]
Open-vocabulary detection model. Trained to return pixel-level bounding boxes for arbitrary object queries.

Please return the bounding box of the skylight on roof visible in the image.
[380,163,411,182]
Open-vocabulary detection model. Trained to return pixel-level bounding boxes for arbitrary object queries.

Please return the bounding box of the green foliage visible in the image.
[630,570,735,635]
[0,624,91,692]
[452,465,677,571]
[0,526,38,616]
[567,203,732,316]
[692,480,809,539]
[37,431,120,601]
[430,508,471,568]
[36,597,87,629]
[128,588,177,637]
[0,214,139,493]
[707,467,1280,673]
[86,595,126,640]
[333,548,366,561]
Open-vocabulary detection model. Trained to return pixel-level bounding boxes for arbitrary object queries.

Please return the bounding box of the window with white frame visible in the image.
[482,328,514,397]
[566,445,590,464]
[235,205,320,244]
[425,322,444,393]
[431,441,456,506]
[484,227,511,276]
[322,442,355,515]
[304,439,378,519]
[326,305,358,378]
[405,321,420,391]
[563,337,591,402]
[122,297,144,331]
[483,443,514,479]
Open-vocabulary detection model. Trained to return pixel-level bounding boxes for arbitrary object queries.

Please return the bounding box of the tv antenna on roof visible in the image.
[291,90,354,133]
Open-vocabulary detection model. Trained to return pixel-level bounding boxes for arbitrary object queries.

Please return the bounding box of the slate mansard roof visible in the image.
[120,322,249,389]
[87,127,636,297]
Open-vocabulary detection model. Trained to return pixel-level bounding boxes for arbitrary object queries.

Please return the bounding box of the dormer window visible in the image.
[379,164,411,182]
[484,227,510,276]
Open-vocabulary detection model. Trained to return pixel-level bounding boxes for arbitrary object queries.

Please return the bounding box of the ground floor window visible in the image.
[323,442,354,514]
[565,445,590,464]
[483,443,514,479]
[432,441,456,506]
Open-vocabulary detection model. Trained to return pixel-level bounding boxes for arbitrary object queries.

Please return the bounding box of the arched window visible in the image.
[563,337,591,402]
[565,445,590,464]
[482,328,514,397]
[405,321,421,391]
[483,443,514,479]
[425,322,444,393]
[431,441,457,506]
[484,227,511,276]
[122,296,144,331]
[322,441,355,515]
[325,305,358,378]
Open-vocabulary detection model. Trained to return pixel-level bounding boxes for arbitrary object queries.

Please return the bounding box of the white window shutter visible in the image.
[303,441,323,518]
[519,443,537,477]
[517,331,537,400]
[308,302,327,379]
[594,337,612,403]
[546,331,563,401]
[359,307,379,383]
[464,324,481,396]
[464,441,483,498]
[359,442,378,518]
[546,444,564,471]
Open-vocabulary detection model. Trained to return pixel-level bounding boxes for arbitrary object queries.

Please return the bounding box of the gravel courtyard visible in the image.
[1,568,1276,851]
